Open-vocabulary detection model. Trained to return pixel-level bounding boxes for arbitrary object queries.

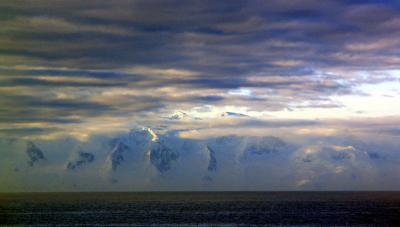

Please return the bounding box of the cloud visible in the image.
[0,127,58,136]
[0,0,398,142]
[1,77,127,87]
[0,16,135,36]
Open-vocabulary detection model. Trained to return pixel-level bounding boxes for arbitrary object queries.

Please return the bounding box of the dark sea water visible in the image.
[0,192,399,226]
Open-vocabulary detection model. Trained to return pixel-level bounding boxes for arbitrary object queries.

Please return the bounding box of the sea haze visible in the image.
[1,192,399,226]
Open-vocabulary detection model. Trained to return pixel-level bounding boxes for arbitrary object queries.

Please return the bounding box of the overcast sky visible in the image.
[0,0,399,139]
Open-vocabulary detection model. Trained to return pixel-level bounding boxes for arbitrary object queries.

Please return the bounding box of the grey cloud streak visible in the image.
[0,0,399,137]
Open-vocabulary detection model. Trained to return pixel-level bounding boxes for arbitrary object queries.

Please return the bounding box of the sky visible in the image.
[0,0,399,191]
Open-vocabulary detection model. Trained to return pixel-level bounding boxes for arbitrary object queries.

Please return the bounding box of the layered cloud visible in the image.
[0,0,399,138]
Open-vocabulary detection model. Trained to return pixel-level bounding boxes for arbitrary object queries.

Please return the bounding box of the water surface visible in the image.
[0,192,399,226]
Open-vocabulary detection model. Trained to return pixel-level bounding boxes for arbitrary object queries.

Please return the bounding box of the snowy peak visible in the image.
[297,144,364,164]
[26,141,46,166]
[106,127,159,173]
[166,111,201,121]
[170,111,190,120]
[109,141,130,171]
[128,127,157,144]
[220,112,249,118]
[147,128,158,142]
[66,151,95,170]
[214,135,244,147]
[206,145,217,172]
[244,136,287,155]
[150,140,179,172]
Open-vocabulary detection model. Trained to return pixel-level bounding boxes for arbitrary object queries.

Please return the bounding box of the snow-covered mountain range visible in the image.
[0,121,399,191]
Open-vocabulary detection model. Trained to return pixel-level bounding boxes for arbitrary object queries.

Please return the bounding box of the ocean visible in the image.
[0,192,399,226]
